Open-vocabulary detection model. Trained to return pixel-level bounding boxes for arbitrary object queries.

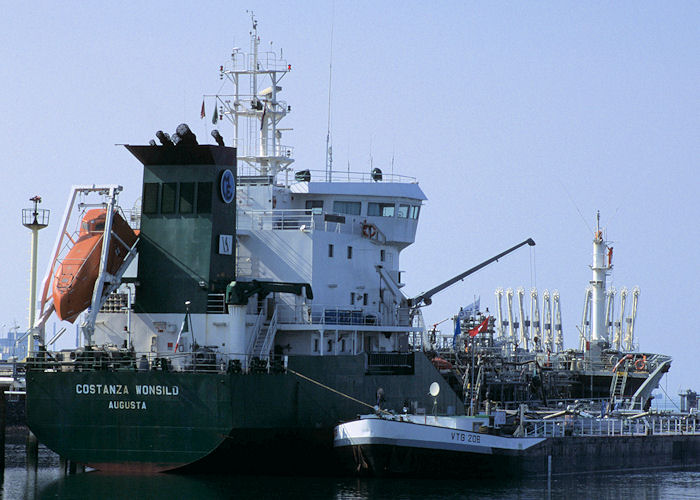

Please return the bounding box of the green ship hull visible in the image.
[26,353,462,473]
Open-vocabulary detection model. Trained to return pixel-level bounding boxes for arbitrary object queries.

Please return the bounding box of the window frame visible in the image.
[142,183,160,215]
[333,200,361,216]
[368,202,396,217]
[179,182,195,214]
[161,182,177,214]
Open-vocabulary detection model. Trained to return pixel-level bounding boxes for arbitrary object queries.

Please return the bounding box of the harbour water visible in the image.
[3,436,699,500]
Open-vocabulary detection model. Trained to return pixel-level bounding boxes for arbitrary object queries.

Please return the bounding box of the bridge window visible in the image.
[368,202,395,217]
[142,183,160,214]
[409,205,420,220]
[397,204,409,218]
[161,182,177,214]
[197,182,212,214]
[333,200,361,215]
[180,183,194,214]
[305,200,323,215]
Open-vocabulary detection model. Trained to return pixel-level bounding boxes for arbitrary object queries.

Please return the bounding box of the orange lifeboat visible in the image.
[431,357,453,371]
[52,209,138,322]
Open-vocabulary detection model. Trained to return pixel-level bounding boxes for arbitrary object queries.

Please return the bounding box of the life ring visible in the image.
[362,223,377,239]
[635,356,646,371]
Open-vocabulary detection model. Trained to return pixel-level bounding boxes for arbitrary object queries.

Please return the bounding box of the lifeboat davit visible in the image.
[52,209,138,322]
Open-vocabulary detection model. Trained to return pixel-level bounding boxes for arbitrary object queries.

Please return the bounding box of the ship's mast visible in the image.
[214,14,294,182]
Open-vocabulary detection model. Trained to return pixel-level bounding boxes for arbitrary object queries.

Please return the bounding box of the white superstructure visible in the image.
[84,17,427,364]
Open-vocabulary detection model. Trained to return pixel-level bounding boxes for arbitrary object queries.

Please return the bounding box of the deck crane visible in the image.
[427,316,453,347]
[406,238,535,312]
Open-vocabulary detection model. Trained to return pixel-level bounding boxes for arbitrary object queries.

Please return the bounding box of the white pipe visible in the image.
[530,288,541,350]
[605,287,616,344]
[580,287,592,351]
[615,288,628,351]
[495,288,504,340]
[553,290,563,352]
[506,288,515,345]
[625,287,639,351]
[543,289,552,352]
[517,287,528,350]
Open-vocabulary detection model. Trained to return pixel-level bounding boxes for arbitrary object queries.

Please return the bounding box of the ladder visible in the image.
[610,370,628,406]
[463,365,484,415]
[255,308,278,360]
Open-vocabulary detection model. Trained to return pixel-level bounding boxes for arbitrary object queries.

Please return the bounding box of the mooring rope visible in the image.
[286,368,390,415]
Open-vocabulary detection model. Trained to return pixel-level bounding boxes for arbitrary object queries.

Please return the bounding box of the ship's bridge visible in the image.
[236,169,425,247]
[234,168,426,350]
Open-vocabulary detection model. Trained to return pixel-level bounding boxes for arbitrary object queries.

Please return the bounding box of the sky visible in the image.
[1,2,697,396]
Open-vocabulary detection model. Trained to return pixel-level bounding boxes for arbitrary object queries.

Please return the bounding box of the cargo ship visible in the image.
[24,18,676,474]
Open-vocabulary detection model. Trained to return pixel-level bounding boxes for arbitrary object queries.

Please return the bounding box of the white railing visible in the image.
[274,303,414,329]
[523,414,700,438]
[237,209,313,232]
[237,144,295,162]
[222,50,289,74]
[291,169,417,184]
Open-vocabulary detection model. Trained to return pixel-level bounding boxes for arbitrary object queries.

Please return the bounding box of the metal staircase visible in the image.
[463,365,484,415]
[247,310,265,359]
[255,309,278,360]
[249,309,278,361]
[610,369,628,406]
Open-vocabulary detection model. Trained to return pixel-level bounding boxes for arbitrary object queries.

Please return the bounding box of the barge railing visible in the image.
[523,414,700,438]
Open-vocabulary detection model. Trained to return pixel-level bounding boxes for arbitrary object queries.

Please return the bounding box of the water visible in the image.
[3,442,700,499]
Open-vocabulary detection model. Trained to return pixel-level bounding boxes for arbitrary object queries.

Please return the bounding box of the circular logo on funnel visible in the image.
[220,169,234,204]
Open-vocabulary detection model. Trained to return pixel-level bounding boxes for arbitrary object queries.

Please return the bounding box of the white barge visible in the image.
[334,408,700,477]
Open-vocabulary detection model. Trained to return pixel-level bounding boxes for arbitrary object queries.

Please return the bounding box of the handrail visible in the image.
[522,414,700,438]
[259,309,278,360]
[302,169,417,184]
[237,209,313,231]
[25,348,290,375]
[247,310,265,357]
